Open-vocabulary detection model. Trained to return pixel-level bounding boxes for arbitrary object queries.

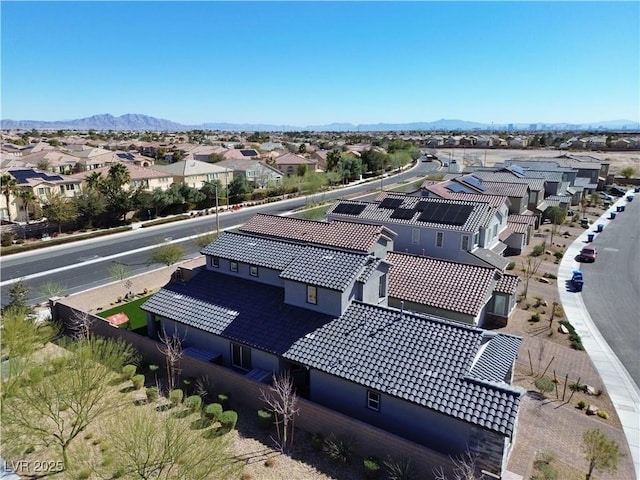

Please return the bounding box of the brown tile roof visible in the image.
[508,214,537,226]
[506,222,530,234]
[240,213,396,253]
[71,162,172,181]
[386,252,498,316]
[495,274,520,294]
[274,153,318,166]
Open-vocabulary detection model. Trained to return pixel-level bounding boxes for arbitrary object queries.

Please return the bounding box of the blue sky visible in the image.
[2,1,639,126]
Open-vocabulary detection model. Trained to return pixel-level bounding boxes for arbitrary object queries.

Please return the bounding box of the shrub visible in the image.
[28,366,45,384]
[219,410,238,429]
[217,392,230,409]
[1,232,15,247]
[554,251,564,260]
[311,432,324,451]
[264,457,276,468]
[531,244,545,257]
[146,387,159,402]
[530,313,541,322]
[185,395,202,412]
[324,435,354,464]
[76,469,91,479]
[122,364,137,380]
[577,400,586,410]
[132,374,145,390]
[364,456,381,478]
[559,320,584,350]
[204,403,223,421]
[257,408,273,428]
[384,456,415,480]
[534,377,555,396]
[570,382,585,392]
[506,261,516,270]
[169,388,184,406]
[597,410,609,419]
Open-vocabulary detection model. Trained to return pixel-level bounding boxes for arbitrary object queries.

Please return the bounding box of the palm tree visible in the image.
[85,171,103,190]
[16,189,38,224]
[0,174,18,221]
[108,163,130,187]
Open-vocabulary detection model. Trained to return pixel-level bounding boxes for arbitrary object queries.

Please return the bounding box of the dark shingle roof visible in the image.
[280,247,372,292]
[468,333,525,383]
[240,213,396,253]
[284,302,523,436]
[141,269,334,355]
[386,252,498,316]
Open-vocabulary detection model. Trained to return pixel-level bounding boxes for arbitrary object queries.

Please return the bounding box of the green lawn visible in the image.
[96,295,152,330]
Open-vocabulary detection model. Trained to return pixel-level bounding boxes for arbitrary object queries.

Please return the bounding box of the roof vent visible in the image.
[322,255,334,260]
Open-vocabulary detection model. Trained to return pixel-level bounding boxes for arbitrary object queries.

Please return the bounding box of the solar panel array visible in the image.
[415,201,430,212]
[379,197,404,209]
[509,165,526,177]
[332,203,367,216]
[417,204,474,226]
[10,170,63,184]
[461,176,487,191]
[446,183,472,193]
[390,208,416,220]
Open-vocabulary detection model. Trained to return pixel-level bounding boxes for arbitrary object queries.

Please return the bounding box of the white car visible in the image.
[598,192,613,201]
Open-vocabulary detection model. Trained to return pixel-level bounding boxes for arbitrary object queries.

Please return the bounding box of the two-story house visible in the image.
[215,159,283,188]
[140,229,524,478]
[152,159,233,190]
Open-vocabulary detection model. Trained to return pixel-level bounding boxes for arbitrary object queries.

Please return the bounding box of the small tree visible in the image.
[2,280,33,315]
[546,206,566,244]
[534,377,555,397]
[38,280,68,300]
[521,244,545,300]
[620,166,636,181]
[259,372,299,453]
[42,192,77,233]
[158,328,183,391]
[434,450,485,480]
[582,429,621,480]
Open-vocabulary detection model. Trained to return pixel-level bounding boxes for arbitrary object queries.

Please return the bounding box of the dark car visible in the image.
[578,246,598,262]
[609,186,626,197]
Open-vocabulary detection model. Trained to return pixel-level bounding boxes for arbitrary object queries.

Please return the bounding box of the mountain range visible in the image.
[1,114,639,132]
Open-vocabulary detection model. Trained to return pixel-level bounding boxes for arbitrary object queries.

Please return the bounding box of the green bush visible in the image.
[219,410,238,429]
[577,400,587,410]
[28,366,45,384]
[146,387,159,402]
[76,469,91,479]
[554,251,564,260]
[531,244,545,257]
[204,403,223,421]
[534,377,555,396]
[257,408,273,428]
[384,456,415,480]
[132,374,145,390]
[122,364,137,380]
[530,312,541,322]
[169,388,184,406]
[559,320,584,350]
[1,232,15,247]
[506,261,516,270]
[185,395,202,412]
[364,456,381,478]
[597,410,609,419]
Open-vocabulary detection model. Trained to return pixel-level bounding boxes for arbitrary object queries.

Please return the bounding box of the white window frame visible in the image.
[250,265,258,277]
[230,261,238,272]
[436,232,443,247]
[378,274,387,299]
[231,343,251,371]
[307,285,317,305]
[211,256,220,268]
[367,390,380,411]
[411,228,420,244]
[461,235,470,251]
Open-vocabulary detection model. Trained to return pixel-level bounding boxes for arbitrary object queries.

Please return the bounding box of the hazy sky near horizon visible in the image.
[2,1,639,126]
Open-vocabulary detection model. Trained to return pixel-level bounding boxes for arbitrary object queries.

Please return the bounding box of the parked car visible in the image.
[599,192,614,202]
[609,186,626,197]
[578,246,598,262]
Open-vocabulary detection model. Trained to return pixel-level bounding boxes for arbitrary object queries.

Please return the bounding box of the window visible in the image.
[230,261,238,272]
[65,184,75,191]
[250,265,258,277]
[38,188,46,195]
[461,235,470,251]
[411,228,420,244]
[378,274,387,298]
[367,390,380,411]
[307,285,317,305]
[474,232,480,246]
[211,256,219,268]
[231,343,251,371]
[436,232,443,247]
[493,294,507,316]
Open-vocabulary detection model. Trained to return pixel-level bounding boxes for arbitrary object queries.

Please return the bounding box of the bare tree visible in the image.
[259,372,300,453]
[434,450,485,480]
[521,251,545,300]
[158,327,184,391]
[69,309,95,340]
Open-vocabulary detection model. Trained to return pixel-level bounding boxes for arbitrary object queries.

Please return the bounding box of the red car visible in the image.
[578,246,598,262]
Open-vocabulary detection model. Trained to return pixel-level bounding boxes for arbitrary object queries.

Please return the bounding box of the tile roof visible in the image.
[70,163,172,181]
[470,171,546,190]
[448,193,509,208]
[468,333,522,383]
[284,302,523,436]
[506,222,529,235]
[494,274,519,295]
[481,181,529,197]
[152,159,228,176]
[274,153,317,165]
[507,214,537,226]
[141,269,334,355]
[280,247,372,292]
[386,252,498,316]
[240,213,396,253]
[327,196,491,233]
[468,247,511,271]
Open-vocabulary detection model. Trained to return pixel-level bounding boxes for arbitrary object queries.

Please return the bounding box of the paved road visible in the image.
[0,161,439,305]
[579,199,640,386]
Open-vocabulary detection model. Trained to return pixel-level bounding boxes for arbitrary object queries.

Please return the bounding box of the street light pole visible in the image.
[214,182,220,236]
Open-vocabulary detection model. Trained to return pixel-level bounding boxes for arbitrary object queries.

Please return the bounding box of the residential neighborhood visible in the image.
[1,128,638,479]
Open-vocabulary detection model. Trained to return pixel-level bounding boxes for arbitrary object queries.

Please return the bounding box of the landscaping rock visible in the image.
[558,324,570,334]
[586,405,599,415]
[539,277,552,284]
[585,385,601,396]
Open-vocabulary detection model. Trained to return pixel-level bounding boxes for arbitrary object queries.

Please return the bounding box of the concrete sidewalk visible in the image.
[558,191,640,479]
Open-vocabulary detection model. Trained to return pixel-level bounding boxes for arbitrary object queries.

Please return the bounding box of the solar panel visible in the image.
[461,176,487,191]
[415,201,429,212]
[446,183,472,193]
[240,149,257,157]
[9,169,63,184]
[333,203,366,216]
[418,204,473,226]
[390,208,416,220]
[379,197,403,209]
[509,165,526,177]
